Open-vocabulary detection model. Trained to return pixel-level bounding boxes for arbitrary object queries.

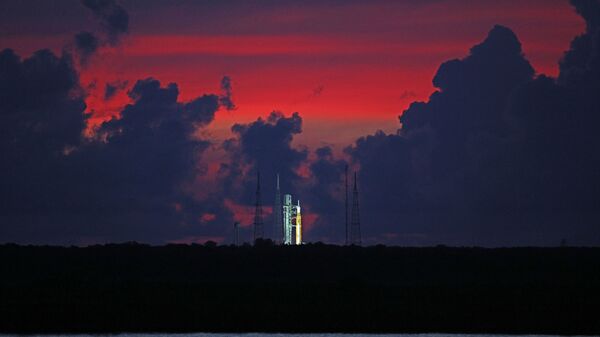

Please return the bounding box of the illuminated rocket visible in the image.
[278,176,302,245]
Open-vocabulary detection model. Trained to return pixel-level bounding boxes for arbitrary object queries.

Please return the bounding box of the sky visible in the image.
[0,0,583,146]
[1,0,599,246]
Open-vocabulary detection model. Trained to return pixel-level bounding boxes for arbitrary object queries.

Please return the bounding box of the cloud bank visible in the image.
[0,49,232,244]
[347,2,600,246]
[75,0,129,65]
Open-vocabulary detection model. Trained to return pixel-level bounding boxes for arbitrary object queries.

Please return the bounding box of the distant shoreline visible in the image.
[1,244,599,335]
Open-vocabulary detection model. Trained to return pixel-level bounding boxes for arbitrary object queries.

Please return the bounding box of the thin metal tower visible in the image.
[233,222,239,246]
[350,171,361,245]
[253,170,264,242]
[273,173,283,243]
[345,165,348,245]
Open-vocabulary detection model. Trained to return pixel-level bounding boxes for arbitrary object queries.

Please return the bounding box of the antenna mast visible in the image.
[345,165,348,245]
[274,173,283,243]
[253,170,264,242]
[233,222,239,246]
[350,171,361,245]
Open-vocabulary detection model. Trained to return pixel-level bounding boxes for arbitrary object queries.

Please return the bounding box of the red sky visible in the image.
[0,0,584,150]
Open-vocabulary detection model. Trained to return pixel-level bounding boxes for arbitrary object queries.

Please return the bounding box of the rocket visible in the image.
[281,189,302,245]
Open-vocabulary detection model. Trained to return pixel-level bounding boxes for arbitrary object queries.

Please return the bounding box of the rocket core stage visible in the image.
[273,173,302,245]
[280,191,302,245]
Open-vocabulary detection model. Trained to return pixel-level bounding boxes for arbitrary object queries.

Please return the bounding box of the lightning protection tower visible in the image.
[233,222,240,246]
[283,194,293,244]
[273,173,283,243]
[345,165,349,245]
[350,171,361,245]
[253,170,264,242]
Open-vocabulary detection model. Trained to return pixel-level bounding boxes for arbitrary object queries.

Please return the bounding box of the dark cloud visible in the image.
[347,131,425,245]
[495,0,600,243]
[104,80,127,100]
[74,31,100,65]
[486,3,600,245]
[0,48,88,243]
[81,0,129,45]
[559,1,600,89]
[218,113,349,243]
[348,9,600,246]
[349,24,538,245]
[217,113,351,243]
[73,78,230,243]
[0,49,87,153]
[220,112,307,239]
[303,146,347,243]
[0,48,232,244]
[72,0,129,65]
[219,75,236,111]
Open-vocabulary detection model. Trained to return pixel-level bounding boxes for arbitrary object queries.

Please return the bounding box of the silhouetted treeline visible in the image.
[1,242,599,334]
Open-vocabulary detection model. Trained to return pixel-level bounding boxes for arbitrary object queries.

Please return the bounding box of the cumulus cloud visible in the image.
[348,4,600,246]
[348,25,536,245]
[82,0,129,45]
[219,76,236,111]
[76,78,231,242]
[226,112,305,195]
[496,0,600,242]
[74,0,129,65]
[219,112,307,239]
[0,0,246,243]
[0,47,232,244]
[0,49,87,158]
[216,113,352,243]
[74,31,100,65]
[302,146,347,243]
[0,48,87,243]
[104,80,128,100]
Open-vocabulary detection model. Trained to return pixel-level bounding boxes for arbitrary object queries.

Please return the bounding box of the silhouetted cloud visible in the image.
[494,0,600,243]
[349,25,539,245]
[74,31,100,65]
[82,0,129,45]
[0,48,88,243]
[2,4,290,247]
[0,47,232,244]
[348,6,600,246]
[104,80,127,100]
[224,111,306,197]
[72,0,129,65]
[303,146,347,243]
[219,111,307,238]
[219,75,236,111]
[0,49,87,157]
[75,78,231,243]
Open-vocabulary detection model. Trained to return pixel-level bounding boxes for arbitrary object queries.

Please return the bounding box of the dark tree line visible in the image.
[1,243,599,334]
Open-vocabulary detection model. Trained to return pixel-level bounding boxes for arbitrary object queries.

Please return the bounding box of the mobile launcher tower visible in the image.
[282,194,302,245]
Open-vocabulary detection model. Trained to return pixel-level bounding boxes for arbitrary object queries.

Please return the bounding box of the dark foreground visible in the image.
[1,243,599,335]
